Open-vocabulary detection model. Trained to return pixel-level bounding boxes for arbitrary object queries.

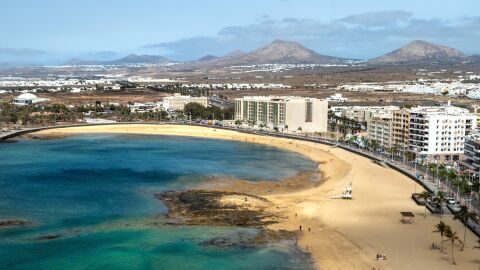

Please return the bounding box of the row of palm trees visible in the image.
[418,191,446,217]
[328,111,365,137]
[420,190,478,250]
[426,163,478,195]
[343,134,479,206]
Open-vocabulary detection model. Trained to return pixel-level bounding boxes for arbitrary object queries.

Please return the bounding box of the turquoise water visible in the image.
[0,134,315,270]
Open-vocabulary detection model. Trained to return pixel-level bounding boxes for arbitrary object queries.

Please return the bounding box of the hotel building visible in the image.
[163,93,209,111]
[234,96,328,133]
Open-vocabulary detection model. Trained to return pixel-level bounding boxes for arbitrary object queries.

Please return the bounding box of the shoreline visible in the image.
[31,124,480,270]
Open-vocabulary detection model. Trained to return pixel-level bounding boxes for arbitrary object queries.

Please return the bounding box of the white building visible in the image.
[163,93,209,111]
[467,89,480,100]
[408,105,477,161]
[235,96,328,133]
[330,105,400,123]
[326,93,347,102]
[12,93,49,106]
[128,102,163,113]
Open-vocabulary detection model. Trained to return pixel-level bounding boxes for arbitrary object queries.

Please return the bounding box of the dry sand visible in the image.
[33,124,480,270]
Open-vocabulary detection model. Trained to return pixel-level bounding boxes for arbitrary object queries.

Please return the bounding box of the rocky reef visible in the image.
[156,190,281,227]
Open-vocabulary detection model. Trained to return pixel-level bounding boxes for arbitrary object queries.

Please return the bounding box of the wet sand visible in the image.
[33,124,480,270]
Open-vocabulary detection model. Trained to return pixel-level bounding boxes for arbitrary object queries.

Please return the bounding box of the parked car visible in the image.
[446,197,456,205]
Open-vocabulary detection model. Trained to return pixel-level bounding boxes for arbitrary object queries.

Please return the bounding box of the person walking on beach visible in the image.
[299,225,302,230]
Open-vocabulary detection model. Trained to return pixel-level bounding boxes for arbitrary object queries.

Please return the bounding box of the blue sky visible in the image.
[1,0,480,64]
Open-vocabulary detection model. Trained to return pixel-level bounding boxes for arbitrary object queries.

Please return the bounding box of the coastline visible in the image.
[31,124,480,270]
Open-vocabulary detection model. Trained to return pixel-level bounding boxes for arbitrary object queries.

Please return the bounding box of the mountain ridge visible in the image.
[60,40,473,67]
[370,40,466,64]
[192,40,348,67]
[63,54,173,66]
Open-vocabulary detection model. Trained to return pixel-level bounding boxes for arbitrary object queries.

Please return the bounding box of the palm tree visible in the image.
[443,227,462,264]
[418,191,432,218]
[453,206,478,251]
[433,191,446,217]
[428,163,437,180]
[370,140,380,152]
[433,221,449,251]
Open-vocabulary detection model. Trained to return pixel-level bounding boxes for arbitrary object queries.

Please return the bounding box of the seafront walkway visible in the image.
[1,121,479,237]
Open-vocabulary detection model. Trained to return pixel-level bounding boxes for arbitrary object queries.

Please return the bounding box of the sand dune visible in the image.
[33,124,480,270]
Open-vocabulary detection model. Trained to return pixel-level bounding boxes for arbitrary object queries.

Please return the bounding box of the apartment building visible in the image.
[367,113,394,149]
[461,134,480,179]
[365,104,477,162]
[392,109,411,150]
[408,106,476,161]
[330,106,399,123]
[234,96,328,133]
[163,93,209,111]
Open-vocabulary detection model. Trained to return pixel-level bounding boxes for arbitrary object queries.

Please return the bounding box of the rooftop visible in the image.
[410,105,471,115]
[16,93,38,100]
[236,96,323,102]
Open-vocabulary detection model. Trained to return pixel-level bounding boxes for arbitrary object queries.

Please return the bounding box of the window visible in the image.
[305,102,313,122]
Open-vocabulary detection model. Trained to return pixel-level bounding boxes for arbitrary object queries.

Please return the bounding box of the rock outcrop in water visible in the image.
[200,229,296,249]
[0,220,32,228]
[156,190,281,227]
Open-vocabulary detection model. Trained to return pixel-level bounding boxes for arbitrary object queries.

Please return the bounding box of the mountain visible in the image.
[469,55,480,62]
[197,55,219,62]
[222,50,247,59]
[195,40,347,67]
[106,54,172,65]
[370,40,466,64]
[63,58,101,65]
[63,54,173,66]
[241,39,344,64]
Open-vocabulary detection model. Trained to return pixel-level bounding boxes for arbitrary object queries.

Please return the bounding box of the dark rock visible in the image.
[35,234,63,241]
[156,190,278,227]
[0,220,32,228]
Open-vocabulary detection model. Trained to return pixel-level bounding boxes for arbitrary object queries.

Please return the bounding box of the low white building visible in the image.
[326,93,347,102]
[128,102,163,113]
[467,90,480,100]
[163,93,209,111]
[12,93,49,106]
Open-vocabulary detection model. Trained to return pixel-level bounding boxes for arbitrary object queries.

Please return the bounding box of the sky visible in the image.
[1,0,480,64]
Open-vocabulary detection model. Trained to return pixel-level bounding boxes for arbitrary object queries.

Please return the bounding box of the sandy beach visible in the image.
[32,124,480,270]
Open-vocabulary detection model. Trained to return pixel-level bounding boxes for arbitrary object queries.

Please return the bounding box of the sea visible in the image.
[0,134,316,270]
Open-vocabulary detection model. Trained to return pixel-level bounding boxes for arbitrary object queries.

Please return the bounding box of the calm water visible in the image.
[0,134,315,270]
